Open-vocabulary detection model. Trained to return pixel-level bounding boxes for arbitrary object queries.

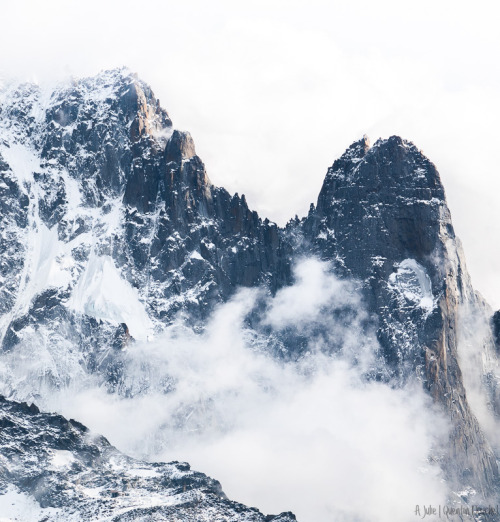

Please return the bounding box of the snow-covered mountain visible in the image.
[0,69,290,389]
[0,68,499,520]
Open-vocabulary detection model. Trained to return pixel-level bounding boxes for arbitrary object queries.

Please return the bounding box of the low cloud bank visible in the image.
[16,258,451,521]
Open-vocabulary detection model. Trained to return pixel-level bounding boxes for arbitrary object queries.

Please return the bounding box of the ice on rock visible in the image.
[388,259,435,313]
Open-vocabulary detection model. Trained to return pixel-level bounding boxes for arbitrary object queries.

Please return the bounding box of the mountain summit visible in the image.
[0,69,499,520]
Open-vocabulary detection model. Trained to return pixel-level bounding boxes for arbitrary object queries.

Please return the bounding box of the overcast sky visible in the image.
[1,0,500,307]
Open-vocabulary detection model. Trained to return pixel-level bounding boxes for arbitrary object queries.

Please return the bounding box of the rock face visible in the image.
[0,69,291,400]
[302,136,500,497]
[0,68,499,516]
[492,311,500,353]
[0,395,296,521]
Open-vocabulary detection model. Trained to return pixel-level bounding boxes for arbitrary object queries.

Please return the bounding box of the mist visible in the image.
[457,301,500,454]
[35,258,451,522]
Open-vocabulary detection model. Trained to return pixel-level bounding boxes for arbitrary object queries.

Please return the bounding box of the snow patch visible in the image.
[371,256,386,267]
[388,258,435,312]
[67,253,153,341]
[50,449,76,469]
[59,168,82,216]
[0,487,63,521]
[127,468,159,478]
[0,142,40,188]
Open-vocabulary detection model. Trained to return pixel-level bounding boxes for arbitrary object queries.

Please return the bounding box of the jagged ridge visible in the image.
[0,68,499,517]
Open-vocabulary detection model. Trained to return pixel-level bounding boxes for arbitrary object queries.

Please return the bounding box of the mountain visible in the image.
[0,69,290,382]
[0,68,499,519]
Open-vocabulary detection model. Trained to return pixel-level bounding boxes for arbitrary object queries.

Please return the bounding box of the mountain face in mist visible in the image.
[303,135,500,497]
[0,68,499,519]
[0,395,295,522]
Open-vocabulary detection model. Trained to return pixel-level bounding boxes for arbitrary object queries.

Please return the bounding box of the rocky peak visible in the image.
[324,133,370,173]
[165,129,197,163]
[302,136,499,497]
[310,136,449,279]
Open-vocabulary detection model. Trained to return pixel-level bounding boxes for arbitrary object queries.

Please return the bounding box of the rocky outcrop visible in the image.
[492,311,500,353]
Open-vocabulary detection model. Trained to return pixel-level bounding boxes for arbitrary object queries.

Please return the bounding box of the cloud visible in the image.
[263,258,360,329]
[38,258,450,522]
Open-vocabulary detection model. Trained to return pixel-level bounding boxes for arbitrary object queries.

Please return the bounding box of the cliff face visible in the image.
[302,135,499,496]
[0,68,499,515]
[0,69,291,392]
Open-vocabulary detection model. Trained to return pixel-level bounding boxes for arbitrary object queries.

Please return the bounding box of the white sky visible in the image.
[1,0,500,307]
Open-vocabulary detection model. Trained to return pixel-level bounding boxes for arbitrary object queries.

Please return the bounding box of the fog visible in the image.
[457,302,500,455]
[45,259,450,522]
